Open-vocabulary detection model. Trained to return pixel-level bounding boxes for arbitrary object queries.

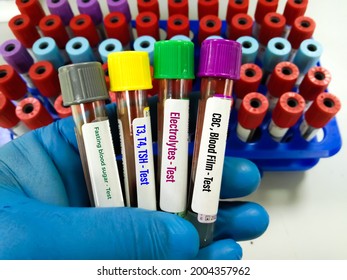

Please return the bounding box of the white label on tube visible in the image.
[132,107,157,210]
[160,99,189,213]
[82,120,124,207]
[191,97,232,220]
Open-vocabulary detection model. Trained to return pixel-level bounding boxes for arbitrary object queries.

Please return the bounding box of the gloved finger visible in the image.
[0,189,199,260]
[214,202,269,242]
[220,157,261,199]
[195,239,242,260]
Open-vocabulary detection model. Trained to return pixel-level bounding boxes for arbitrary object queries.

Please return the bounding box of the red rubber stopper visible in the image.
[283,0,308,26]
[234,63,262,99]
[104,12,130,46]
[267,61,299,98]
[272,92,305,128]
[168,0,189,17]
[102,63,110,90]
[226,0,249,24]
[15,97,54,130]
[8,14,40,49]
[0,64,27,100]
[135,12,160,40]
[54,94,72,119]
[258,12,286,46]
[198,15,222,45]
[198,0,219,20]
[29,61,61,98]
[166,14,190,39]
[15,0,46,26]
[137,0,160,19]
[69,14,100,47]
[298,66,331,101]
[254,0,279,24]
[39,15,70,49]
[238,92,268,129]
[287,16,316,50]
[228,13,253,40]
[0,93,20,128]
[305,92,341,129]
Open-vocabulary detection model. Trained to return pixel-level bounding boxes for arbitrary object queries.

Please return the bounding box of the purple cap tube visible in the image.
[46,0,74,26]
[77,0,103,25]
[107,0,132,23]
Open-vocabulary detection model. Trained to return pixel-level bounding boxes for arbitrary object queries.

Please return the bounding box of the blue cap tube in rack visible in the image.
[133,36,156,65]
[32,37,65,70]
[66,37,97,64]
[98,39,123,64]
[236,36,259,64]
[170,35,191,41]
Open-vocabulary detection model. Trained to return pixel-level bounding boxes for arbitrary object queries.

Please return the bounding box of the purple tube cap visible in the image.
[46,0,74,26]
[107,0,131,22]
[198,39,242,80]
[0,39,34,74]
[77,0,103,25]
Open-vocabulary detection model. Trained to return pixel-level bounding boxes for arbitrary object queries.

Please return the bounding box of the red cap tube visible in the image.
[254,0,279,24]
[298,66,331,101]
[69,14,100,47]
[198,0,219,20]
[135,12,160,40]
[104,12,131,46]
[234,63,262,99]
[29,61,61,98]
[54,94,72,118]
[102,63,110,90]
[9,14,40,48]
[168,0,189,17]
[39,15,70,49]
[166,14,190,39]
[198,15,222,45]
[287,16,316,50]
[226,0,249,25]
[304,92,341,128]
[258,12,286,46]
[228,13,253,41]
[283,0,308,26]
[267,61,299,98]
[137,0,160,19]
[238,92,268,129]
[0,92,20,128]
[15,0,46,26]
[0,64,27,100]
[272,92,305,128]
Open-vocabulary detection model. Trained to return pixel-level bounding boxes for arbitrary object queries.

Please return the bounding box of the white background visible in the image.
[0,0,346,259]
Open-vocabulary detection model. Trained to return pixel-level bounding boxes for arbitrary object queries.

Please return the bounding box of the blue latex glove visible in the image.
[0,104,269,260]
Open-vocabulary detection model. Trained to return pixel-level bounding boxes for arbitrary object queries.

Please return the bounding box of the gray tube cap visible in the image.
[58,62,109,106]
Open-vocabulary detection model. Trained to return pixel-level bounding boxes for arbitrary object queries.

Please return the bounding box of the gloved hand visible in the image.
[0,103,269,260]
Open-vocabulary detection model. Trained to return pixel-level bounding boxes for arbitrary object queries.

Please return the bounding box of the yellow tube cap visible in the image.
[108,51,153,91]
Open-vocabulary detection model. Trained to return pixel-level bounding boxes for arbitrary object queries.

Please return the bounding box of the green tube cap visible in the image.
[154,40,195,79]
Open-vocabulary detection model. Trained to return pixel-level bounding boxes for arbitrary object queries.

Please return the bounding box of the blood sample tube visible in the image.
[257,12,286,62]
[0,64,29,101]
[0,39,35,89]
[236,36,259,64]
[298,66,331,108]
[46,0,74,36]
[237,92,268,142]
[300,92,341,141]
[133,36,156,66]
[32,37,65,70]
[69,14,100,49]
[137,0,160,19]
[108,51,157,210]
[59,62,124,207]
[9,14,41,49]
[253,0,279,38]
[226,0,249,29]
[136,12,160,41]
[147,65,159,97]
[168,0,189,17]
[287,16,316,61]
[15,97,54,130]
[227,13,253,41]
[0,92,30,136]
[166,14,190,39]
[154,40,194,216]
[104,12,132,50]
[266,61,299,110]
[198,0,219,20]
[98,38,123,64]
[234,63,262,109]
[15,0,46,27]
[187,39,241,247]
[102,63,111,92]
[268,92,305,141]
[198,15,222,45]
[65,37,97,63]
[283,0,308,38]
[77,0,106,40]
[54,94,72,119]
